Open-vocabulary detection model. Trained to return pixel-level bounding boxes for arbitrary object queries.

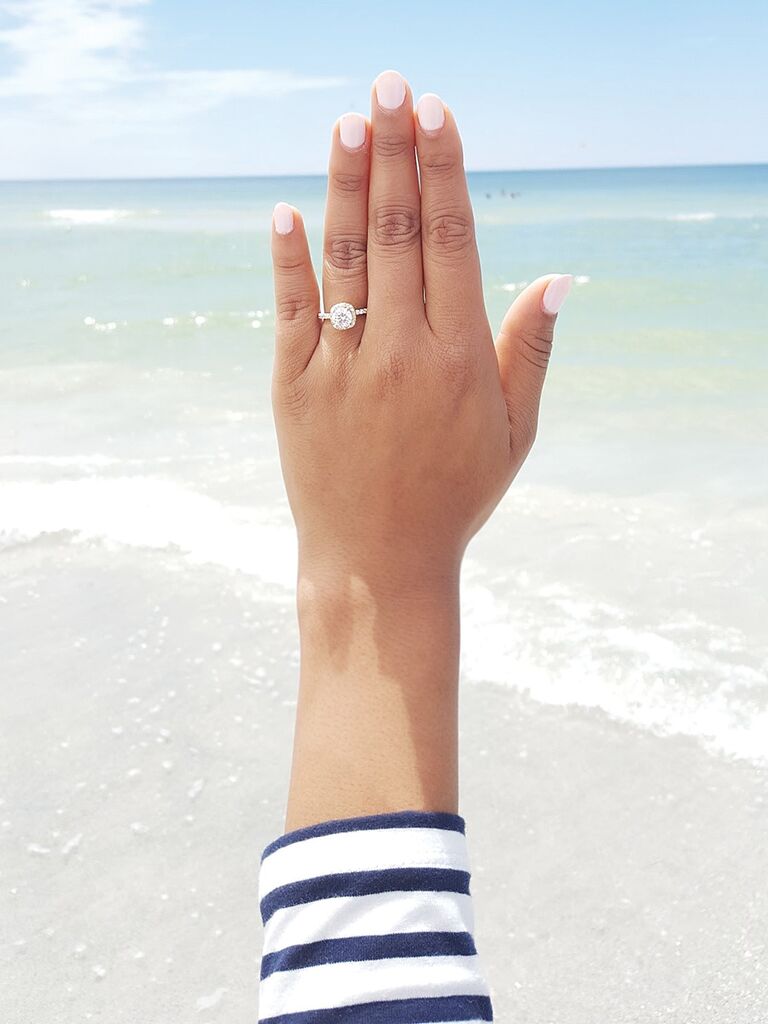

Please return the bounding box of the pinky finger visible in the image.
[271,202,321,384]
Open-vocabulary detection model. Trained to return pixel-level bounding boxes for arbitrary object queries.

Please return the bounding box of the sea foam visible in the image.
[47,209,132,225]
[0,477,294,586]
[1,476,765,768]
[461,572,768,768]
[667,211,717,221]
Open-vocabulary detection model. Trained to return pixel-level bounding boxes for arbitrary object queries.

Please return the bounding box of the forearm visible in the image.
[285,561,461,832]
[261,566,493,1023]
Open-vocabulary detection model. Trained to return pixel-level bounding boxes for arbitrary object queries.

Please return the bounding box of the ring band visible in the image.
[318,302,367,331]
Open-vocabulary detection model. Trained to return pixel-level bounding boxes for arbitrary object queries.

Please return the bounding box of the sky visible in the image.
[0,0,766,180]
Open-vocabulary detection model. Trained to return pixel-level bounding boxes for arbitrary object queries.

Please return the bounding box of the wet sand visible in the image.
[2,542,766,1023]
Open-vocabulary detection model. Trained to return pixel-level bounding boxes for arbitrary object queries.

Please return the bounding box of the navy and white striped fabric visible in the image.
[258,810,493,1023]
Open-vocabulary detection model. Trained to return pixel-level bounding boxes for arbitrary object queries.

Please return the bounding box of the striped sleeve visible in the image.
[257,810,493,1023]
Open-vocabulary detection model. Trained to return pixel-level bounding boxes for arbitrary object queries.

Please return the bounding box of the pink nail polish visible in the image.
[542,274,573,314]
[273,202,294,235]
[375,70,406,110]
[416,93,445,133]
[339,112,366,150]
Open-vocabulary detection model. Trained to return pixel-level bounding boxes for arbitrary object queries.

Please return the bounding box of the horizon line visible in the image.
[0,160,765,185]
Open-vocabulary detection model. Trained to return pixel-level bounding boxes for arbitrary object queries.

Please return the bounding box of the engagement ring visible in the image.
[318,302,367,331]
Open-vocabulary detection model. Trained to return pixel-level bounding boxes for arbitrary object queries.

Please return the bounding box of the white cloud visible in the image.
[153,68,348,109]
[0,0,147,98]
[0,0,345,117]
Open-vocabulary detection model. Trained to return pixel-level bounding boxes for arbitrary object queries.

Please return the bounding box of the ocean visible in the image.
[3,164,765,761]
[2,165,767,1021]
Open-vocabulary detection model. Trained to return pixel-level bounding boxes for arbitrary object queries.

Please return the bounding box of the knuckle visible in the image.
[330,170,367,196]
[372,204,420,251]
[508,405,537,454]
[433,337,473,391]
[372,349,410,398]
[274,254,309,274]
[419,150,460,178]
[518,325,554,370]
[276,294,316,323]
[325,235,367,273]
[424,210,474,256]
[272,372,310,416]
[372,132,411,160]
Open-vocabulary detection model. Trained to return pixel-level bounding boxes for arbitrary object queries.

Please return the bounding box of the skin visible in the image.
[271,71,570,832]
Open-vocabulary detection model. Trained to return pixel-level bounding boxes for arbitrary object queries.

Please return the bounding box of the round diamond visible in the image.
[328,302,356,330]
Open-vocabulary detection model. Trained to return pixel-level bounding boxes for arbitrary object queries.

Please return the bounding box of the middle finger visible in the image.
[367,70,425,321]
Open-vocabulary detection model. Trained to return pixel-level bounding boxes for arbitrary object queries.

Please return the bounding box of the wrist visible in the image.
[296,557,461,642]
[286,549,463,830]
[296,543,462,606]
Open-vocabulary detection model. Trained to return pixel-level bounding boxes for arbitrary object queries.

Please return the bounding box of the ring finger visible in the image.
[321,112,370,352]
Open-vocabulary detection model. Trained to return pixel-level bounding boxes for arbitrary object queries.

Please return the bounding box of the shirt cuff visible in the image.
[258,810,492,1023]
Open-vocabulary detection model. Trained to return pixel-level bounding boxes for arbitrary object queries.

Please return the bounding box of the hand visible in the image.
[270,71,572,827]
[271,70,570,594]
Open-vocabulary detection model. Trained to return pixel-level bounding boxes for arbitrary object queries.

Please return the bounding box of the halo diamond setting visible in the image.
[329,302,357,330]
[319,303,367,330]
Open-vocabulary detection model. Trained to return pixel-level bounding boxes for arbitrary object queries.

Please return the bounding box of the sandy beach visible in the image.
[1,539,766,1023]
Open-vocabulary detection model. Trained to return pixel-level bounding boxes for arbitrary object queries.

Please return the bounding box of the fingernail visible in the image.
[273,202,294,235]
[416,93,445,133]
[339,112,366,151]
[542,274,573,315]
[375,70,406,110]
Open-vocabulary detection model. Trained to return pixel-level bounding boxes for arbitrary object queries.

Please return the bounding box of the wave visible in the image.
[499,275,590,293]
[46,208,133,225]
[0,477,292,586]
[0,454,215,469]
[0,454,120,468]
[1,476,765,767]
[666,211,717,222]
[461,570,767,768]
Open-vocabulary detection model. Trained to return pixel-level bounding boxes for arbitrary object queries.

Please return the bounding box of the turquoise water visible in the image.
[1,165,766,762]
